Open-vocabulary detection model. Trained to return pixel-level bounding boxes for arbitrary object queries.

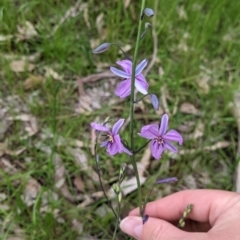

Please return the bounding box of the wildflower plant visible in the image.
[91,1,188,239]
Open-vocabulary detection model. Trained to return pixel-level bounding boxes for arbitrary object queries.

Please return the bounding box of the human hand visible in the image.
[120,189,240,240]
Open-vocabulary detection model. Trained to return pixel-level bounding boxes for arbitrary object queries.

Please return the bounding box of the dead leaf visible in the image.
[160,85,170,115]
[183,175,197,189]
[118,176,146,196]
[0,157,18,175]
[17,21,38,40]
[0,142,7,157]
[72,219,83,235]
[0,34,13,41]
[53,153,66,189]
[2,52,40,62]
[24,75,44,90]
[10,60,35,72]
[196,70,210,94]
[180,102,199,115]
[96,13,104,35]
[67,147,99,182]
[46,1,87,38]
[123,0,131,8]
[73,176,85,192]
[78,194,93,208]
[189,122,205,139]
[44,67,63,81]
[204,141,230,151]
[83,7,90,28]
[119,44,132,53]
[21,179,41,207]
[167,141,231,159]
[0,193,7,202]
[138,148,151,176]
[177,121,195,133]
[7,114,38,136]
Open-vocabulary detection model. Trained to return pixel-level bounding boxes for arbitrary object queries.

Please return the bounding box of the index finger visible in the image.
[129,189,240,225]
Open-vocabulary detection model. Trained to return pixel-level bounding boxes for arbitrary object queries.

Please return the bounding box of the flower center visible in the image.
[155,136,164,145]
[107,134,114,143]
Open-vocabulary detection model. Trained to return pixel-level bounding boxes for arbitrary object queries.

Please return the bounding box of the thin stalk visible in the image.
[142,183,156,216]
[129,0,146,217]
[94,135,118,220]
[134,93,149,103]
[112,196,121,240]
[134,140,151,154]
[111,43,132,61]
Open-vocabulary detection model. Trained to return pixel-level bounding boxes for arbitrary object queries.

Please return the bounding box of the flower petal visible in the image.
[116,60,132,74]
[164,140,178,153]
[136,74,149,89]
[112,119,125,135]
[135,79,148,95]
[113,134,122,150]
[150,94,159,110]
[150,141,164,160]
[110,66,131,78]
[114,135,133,155]
[107,140,119,155]
[115,79,131,98]
[139,124,159,139]
[159,114,169,136]
[163,130,183,145]
[122,146,132,155]
[100,140,109,147]
[90,122,109,132]
[135,59,148,76]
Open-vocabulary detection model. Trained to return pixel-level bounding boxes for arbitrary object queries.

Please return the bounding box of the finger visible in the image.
[129,189,240,225]
[180,219,211,232]
[120,216,208,240]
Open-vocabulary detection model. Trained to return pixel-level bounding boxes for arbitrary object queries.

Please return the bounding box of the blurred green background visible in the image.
[0,0,239,239]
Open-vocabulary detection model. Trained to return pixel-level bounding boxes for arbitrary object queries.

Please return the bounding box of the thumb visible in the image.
[120,216,205,240]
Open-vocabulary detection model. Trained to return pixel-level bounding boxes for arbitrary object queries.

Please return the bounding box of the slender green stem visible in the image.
[129,0,146,217]
[112,196,121,240]
[142,182,156,216]
[94,134,118,220]
[110,43,132,61]
[134,93,149,103]
[134,140,151,154]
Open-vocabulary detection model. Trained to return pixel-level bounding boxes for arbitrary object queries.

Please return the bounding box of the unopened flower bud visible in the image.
[118,191,122,203]
[92,42,111,54]
[157,177,178,184]
[144,8,154,17]
[150,94,159,110]
[140,22,152,39]
[142,214,149,224]
[112,183,120,195]
[103,116,111,125]
[145,22,152,29]
[119,163,127,182]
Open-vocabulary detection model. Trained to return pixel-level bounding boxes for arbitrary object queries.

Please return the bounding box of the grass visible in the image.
[0,0,240,239]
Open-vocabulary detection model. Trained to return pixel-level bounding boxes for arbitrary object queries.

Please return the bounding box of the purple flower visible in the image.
[139,114,183,160]
[110,59,149,98]
[90,119,132,156]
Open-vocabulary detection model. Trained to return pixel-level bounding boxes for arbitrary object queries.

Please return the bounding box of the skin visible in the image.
[120,190,240,240]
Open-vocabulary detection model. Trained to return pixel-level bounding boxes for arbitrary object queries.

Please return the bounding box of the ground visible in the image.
[0,0,240,239]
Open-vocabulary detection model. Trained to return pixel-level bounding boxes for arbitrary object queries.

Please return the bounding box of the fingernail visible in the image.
[120,216,143,239]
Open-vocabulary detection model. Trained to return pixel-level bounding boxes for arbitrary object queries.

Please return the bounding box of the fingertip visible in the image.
[120,216,187,240]
[120,216,142,239]
[142,217,185,240]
